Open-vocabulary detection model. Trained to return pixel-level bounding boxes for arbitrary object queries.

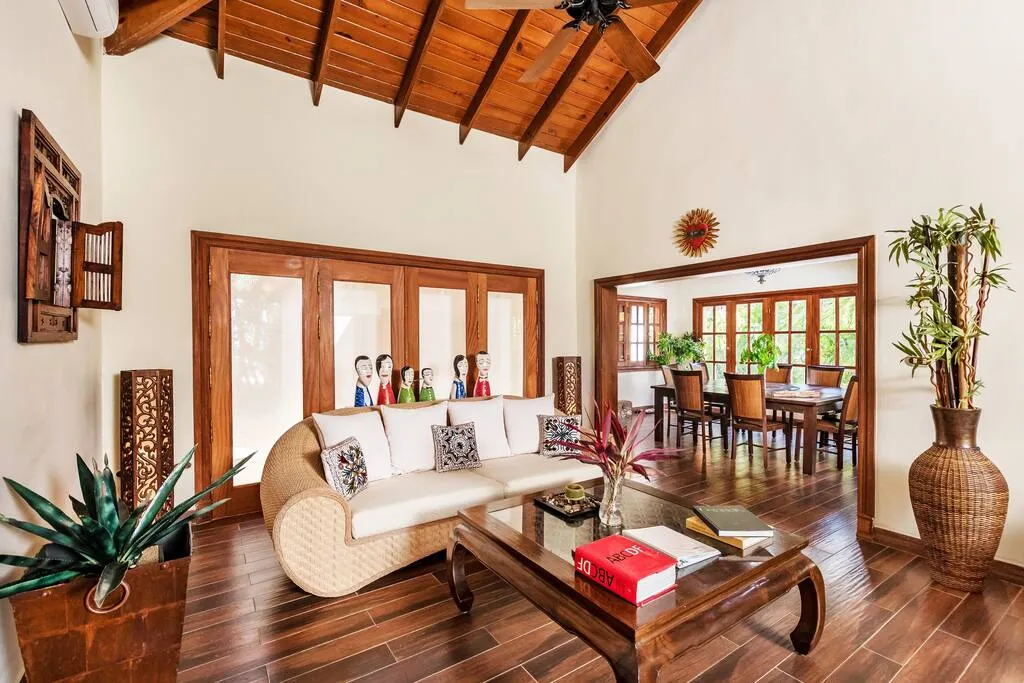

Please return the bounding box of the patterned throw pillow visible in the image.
[431,423,481,472]
[540,415,582,457]
[320,437,369,500]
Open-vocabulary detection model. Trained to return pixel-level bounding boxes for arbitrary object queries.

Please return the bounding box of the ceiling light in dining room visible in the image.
[748,268,781,285]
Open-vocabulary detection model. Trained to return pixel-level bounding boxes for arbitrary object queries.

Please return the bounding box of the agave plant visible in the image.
[0,447,252,606]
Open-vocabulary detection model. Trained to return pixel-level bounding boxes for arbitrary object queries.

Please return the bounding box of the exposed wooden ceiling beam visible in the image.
[312,0,345,106]
[105,0,212,56]
[562,0,704,171]
[459,10,531,144]
[394,0,446,127]
[215,0,226,79]
[517,26,602,161]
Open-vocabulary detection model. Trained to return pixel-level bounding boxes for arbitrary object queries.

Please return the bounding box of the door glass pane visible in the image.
[714,335,727,362]
[230,274,303,486]
[714,305,727,332]
[839,296,856,330]
[792,366,806,385]
[839,332,857,366]
[702,306,714,331]
[820,334,836,365]
[775,301,790,331]
[820,298,836,331]
[791,333,806,364]
[334,282,391,408]
[420,288,466,398]
[792,301,807,331]
[487,292,524,396]
[736,305,748,332]
[777,336,790,363]
[750,303,763,332]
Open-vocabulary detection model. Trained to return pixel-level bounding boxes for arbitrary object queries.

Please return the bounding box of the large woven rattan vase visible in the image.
[909,406,1008,592]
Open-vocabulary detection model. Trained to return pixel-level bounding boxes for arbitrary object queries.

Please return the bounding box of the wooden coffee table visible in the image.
[446,478,825,683]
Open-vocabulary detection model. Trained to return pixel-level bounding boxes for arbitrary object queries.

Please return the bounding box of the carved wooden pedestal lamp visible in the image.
[119,369,174,512]
[552,356,582,416]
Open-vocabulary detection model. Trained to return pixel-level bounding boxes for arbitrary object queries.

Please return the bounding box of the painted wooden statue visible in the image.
[473,350,492,398]
[418,367,436,402]
[353,355,375,407]
[451,355,469,400]
[397,366,416,403]
[376,353,396,406]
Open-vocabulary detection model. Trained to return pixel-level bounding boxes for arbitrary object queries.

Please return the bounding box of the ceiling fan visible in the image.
[463,0,671,84]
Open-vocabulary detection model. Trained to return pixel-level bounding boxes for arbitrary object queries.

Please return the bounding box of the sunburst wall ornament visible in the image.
[674,209,720,258]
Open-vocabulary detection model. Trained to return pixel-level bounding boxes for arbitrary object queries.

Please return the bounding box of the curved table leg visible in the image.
[791,562,826,654]
[446,533,474,613]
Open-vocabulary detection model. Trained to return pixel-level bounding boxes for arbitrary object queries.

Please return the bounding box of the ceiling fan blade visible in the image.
[601,19,660,82]
[519,27,577,83]
[620,0,677,7]
[464,0,559,9]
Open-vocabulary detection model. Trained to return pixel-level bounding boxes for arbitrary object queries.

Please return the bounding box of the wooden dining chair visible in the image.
[765,363,793,384]
[724,372,791,469]
[806,365,843,388]
[660,365,677,439]
[795,375,860,468]
[690,361,726,437]
[671,369,713,468]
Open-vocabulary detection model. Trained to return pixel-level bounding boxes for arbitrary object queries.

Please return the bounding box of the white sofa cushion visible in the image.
[475,453,602,497]
[312,411,392,482]
[349,470,504,538]
[503,395,556,455]
[380,402,449,474]
[448,396,511,461]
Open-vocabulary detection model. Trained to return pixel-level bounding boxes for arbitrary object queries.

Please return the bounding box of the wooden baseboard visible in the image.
[868,527,1024,586]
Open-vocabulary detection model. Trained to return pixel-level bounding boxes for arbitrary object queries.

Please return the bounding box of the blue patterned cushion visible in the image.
[320,436,369,499]
[431,423,481,472]
[539,415,582,457]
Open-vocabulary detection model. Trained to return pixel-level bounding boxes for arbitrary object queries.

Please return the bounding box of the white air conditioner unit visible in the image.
[58,0,119,39]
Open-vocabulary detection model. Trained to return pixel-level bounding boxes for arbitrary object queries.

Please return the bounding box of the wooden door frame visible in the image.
[594,236,876,538]
[192,231,545,511]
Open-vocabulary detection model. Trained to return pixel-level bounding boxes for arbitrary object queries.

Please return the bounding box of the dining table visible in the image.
[651,380,846,475]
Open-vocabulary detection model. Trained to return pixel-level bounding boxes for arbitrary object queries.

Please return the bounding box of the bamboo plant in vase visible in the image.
[550,405,682,527]
[889,205,1011,592]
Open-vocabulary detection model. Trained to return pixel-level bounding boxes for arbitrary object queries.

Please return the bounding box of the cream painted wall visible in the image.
[100,37,578,502]
[617,258,858,407]
[577,0,1024,564]
[0,1,103,679]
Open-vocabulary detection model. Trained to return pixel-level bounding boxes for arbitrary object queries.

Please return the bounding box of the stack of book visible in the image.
[686,505,775,554]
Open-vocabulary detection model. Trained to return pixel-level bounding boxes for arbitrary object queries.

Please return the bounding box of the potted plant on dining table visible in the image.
[551,406,682,528]
[889,204,1011,592]
[739,333,781,374]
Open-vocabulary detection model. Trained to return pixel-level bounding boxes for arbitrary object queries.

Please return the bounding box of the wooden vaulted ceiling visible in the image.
[106,0,704,170]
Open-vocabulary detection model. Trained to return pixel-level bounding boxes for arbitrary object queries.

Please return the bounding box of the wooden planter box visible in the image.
[10,527,191,682]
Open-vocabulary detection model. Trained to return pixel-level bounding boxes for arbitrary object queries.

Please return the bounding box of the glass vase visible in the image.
[599,473,625,528]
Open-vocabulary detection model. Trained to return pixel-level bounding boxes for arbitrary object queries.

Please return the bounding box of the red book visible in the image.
[573,535,677,606]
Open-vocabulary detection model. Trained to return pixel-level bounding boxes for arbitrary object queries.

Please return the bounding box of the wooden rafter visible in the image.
[562,0,704,171]
[460,10,531,144]
[311,0,344,106]
[517,26,602,161]
[394,0,446,127]
[215,0,226,79]
[105,0,212,56]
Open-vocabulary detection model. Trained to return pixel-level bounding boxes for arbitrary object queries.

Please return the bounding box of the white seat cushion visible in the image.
[312,411,392,482]
[475,453,602,497]
[448,396,511,461]
[503,395,556,455]
[380,402,449,474]
[349,470,504,538]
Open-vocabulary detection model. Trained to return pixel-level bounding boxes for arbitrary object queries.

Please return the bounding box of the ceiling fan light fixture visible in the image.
[748,268,781,286]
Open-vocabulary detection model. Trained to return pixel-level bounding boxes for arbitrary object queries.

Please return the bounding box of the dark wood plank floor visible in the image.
[178,434,1023,682]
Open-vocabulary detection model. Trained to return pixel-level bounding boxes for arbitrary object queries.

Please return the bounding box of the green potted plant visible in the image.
[739,333,781,373]
[888,204,1010,592]
[0,448,251,681]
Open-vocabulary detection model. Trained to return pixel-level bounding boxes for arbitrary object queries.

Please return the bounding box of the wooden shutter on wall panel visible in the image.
[72,221,123,310]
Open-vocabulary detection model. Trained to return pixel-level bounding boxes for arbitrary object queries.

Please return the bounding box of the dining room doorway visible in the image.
[593,237,876,538]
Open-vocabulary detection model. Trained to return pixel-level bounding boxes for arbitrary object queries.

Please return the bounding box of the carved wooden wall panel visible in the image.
[120,370,175,512]
[553,356,582,417]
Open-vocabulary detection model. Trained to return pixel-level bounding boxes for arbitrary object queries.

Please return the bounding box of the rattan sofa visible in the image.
[260,399,598,597]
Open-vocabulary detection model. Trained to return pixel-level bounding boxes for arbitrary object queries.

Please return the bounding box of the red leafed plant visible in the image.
[550,404,683,482]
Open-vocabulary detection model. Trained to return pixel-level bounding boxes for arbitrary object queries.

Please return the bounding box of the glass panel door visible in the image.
[734,300,764,373]
[700,303,728,381]
[487,291,524,396]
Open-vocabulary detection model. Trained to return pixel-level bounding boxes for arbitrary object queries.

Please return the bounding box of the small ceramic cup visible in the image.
[564,484,586,501]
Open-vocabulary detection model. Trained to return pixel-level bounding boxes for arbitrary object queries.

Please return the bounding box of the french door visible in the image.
[200,242,542,518]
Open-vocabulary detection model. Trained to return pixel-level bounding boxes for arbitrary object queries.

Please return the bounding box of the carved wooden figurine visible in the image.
[473,350,492,398]
[398,366,416,403]
[354,355,374,407]
[418,367,436,402]
[376,354,396,406]
[451,355,468,400]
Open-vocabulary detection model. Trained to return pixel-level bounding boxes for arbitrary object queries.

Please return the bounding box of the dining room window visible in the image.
[694,286,857,384]
[616,295,667,370]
